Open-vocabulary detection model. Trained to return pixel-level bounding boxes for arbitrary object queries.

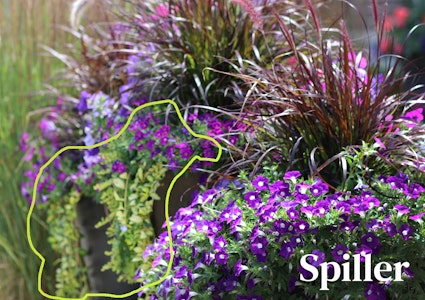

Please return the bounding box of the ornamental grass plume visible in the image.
[216,0,425,187]
[116,0,315,108]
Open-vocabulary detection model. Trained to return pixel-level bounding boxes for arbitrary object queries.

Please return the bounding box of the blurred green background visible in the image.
[0,0,73,298]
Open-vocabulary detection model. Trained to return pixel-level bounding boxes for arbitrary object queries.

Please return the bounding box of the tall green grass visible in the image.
[0,0,74,298]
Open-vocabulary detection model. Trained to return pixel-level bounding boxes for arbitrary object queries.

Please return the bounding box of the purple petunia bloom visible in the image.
[307,250,325,267]
[257,203,277,223]
[364,283,387,300]
[384,221,397,237]
[409,212,425,224]
[252,176,269,191]
[111,160,126,173]
[290,235,304,247]
[219,201,243,228]
[394,204,410,217]
[236,295,263,300]
[286,208,299,220]
[399,224,414,240]
[310,181,329,196]
[250,236,268,256]
[293,220,309,233]
[407,183,425,199]
[331,244,349,262]
[213,236,227,251]
[355,245,373,262]
[234,259,248,277]
[215,250,229,265]
[284,170,302,183]
[280,241,294,259]
[244,191,263,209]
[361,232,381,254]
[77,91,90,113]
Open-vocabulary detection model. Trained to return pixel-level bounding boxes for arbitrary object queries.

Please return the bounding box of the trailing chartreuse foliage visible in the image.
[94,161,167,281]
[45,188,89,297]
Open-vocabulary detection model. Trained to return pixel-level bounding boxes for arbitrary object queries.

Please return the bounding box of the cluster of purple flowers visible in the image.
[137,171,425,299]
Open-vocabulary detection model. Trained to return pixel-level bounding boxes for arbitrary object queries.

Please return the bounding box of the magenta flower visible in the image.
[402,107,423,123]
[394,204,410,216]
[409,212,425,224]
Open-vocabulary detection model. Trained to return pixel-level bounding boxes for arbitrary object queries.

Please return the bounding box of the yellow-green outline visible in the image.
[26,99,223,299]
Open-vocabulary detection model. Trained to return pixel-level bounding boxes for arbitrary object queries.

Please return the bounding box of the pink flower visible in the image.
[155,4,169,18]
[373,137,386,149]
[403,108,424,123]
[393,6,410,28]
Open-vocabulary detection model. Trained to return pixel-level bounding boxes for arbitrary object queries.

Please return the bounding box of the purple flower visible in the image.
[213,236,227,251]
[293,220,309,233]
[284,170,302,183]
[153,125,170,139]
[331,244,349,262]
[252,176,269,191]
[237,295,263,300]
[290,235,304,247]
[384,221,397,237]
[409,212,425,224]
[394,204,410,217]
[272,219,291,235]
[234,259,248,277]
[295,183,310,194]
[219,201,243,227]
[363,196,380,209]
[286,208,299,220]
[310,181,329,196]
[176,142,193,159]
[307,250,325,267]
[250,236,268,256]
[399,224,414,240]
[288,275,297,293]
[355,245,372,262]
[257,204,277,223]
[298,265,314,280]
[111,160,126,173]
[313,200,330,217]
[19,132,30,152]
[364,283,387,300]
[407,183,425,199]
[215,250,229,265]
[270,180,290,194]
[280,242,294,259]
[361,232,381,254]
[244,191,262,209]
[77,91,90,113]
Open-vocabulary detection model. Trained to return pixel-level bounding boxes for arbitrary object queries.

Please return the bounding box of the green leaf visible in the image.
[113,178,126,189]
